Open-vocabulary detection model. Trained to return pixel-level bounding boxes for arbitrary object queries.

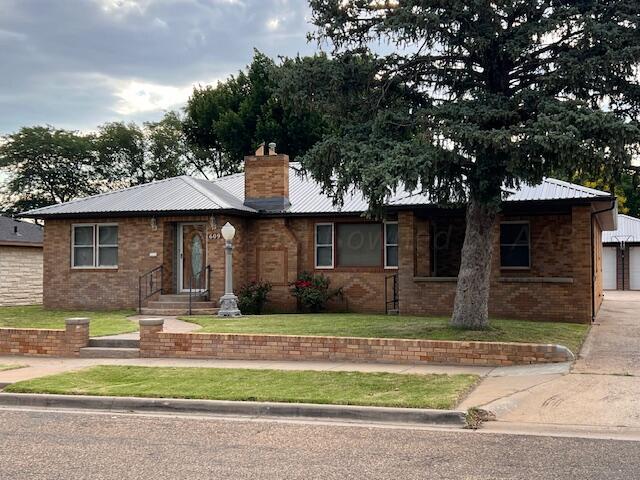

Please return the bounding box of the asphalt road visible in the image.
[1,408,639,480]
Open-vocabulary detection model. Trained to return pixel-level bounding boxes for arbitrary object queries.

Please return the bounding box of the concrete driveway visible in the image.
[462,291,640,430]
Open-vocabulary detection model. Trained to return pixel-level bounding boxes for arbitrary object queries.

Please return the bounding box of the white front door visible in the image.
[603,246,617,290]
[630,247,640,290]
[177,223,207,292]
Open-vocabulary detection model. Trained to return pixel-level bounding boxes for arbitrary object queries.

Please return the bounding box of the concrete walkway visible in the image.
[94,315,200,341]
[462,291,640,429]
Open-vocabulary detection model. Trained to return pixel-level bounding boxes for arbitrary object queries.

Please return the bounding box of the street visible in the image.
[1,408,639,480]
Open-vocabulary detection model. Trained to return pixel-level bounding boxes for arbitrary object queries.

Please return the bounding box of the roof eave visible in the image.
[18,208,259,220]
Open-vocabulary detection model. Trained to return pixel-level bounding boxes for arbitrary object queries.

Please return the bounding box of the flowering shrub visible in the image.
[238,280,272,315]
[289,271,342,312]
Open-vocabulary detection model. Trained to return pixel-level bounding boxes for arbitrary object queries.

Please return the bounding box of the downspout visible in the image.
[590,199,617,323]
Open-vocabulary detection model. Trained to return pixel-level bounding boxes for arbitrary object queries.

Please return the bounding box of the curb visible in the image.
[0,393,467,427]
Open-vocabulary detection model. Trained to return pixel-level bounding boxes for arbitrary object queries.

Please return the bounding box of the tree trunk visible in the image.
[450,196,499,329]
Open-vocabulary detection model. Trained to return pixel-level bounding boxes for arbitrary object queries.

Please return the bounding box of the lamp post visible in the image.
[218,222,241,317]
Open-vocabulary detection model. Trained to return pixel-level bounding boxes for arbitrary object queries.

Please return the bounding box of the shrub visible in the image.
[238,280,272,314]
[289,271,342,313]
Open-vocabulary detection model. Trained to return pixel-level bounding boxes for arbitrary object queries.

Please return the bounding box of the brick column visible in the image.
[397,211,415,315]
[571,206,593,322]
[64,317,90,356]
[139,318,164,357]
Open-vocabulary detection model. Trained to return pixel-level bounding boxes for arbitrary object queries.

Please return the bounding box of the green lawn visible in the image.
[0,364,25,372]
[0,306,138,337]
[5,365,479,409]
[181,314,589,354]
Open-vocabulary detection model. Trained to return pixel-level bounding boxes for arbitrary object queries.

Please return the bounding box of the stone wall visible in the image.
[139,319,573,366]
[0,245,43,306]
[0,318,89,356]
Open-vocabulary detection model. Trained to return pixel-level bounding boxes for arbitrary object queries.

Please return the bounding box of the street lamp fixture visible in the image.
[218,222,241,317]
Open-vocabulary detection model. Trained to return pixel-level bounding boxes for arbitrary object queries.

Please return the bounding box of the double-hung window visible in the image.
[72,224,119,268]
[315,223,334,268]
[384,222,399,268]
[500,222,530,269]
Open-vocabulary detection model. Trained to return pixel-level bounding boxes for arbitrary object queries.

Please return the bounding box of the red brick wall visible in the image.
[139,322,573,366]
[0,321,89,357]
[398,206,599,323]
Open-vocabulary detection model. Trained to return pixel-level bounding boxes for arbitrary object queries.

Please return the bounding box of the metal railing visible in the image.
[138,265,163,313]
[187,265,211,315]
[385,273,399,315]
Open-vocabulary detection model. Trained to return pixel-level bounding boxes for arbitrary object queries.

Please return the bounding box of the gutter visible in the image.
[590,198,617,323]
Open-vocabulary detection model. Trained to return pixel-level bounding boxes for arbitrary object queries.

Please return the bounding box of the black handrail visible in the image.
[385,273,399,314]
[188,265,211,316]
[138,265,163,313]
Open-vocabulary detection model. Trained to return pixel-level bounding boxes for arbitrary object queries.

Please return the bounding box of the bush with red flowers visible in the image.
[238,279,272,314]
[289,271,342,312]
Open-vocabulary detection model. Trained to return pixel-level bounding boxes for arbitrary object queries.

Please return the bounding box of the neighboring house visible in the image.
[22,146,617,323]
[602,214,640,291]
[0,216,43,306]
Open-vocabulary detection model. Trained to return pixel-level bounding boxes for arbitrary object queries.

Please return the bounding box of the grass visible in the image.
[0,306,138,337]
[181,313,589,354]
[4,365,479,409]
[0,364,25,372]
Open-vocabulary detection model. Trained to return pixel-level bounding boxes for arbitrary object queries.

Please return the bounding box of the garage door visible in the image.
[630,247,640,290]
[603,246,617,290]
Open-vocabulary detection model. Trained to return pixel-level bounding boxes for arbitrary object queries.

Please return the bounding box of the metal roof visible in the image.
[0,216,43,246]
[22,176,255,218]
[602,214,640,244]
[22,163,613,218]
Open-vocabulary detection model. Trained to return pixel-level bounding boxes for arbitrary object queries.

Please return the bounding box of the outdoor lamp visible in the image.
[218,221,241,317]
[221,222,236,241]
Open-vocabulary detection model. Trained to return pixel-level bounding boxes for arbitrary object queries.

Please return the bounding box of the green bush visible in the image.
[238,280,272,314]
[289,271,342,313]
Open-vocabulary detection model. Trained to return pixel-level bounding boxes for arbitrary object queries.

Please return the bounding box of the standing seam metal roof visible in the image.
[602,214,640,243]
[22,163,613,218]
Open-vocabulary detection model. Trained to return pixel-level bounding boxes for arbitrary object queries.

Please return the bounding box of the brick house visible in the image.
[602,214,640,290]
[0,216,43,306]
[22,146,618,323]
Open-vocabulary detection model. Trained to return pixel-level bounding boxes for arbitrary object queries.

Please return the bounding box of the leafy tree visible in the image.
[0,126,100,213]
[282,1,640,328]
[184,50,326,169]
[95,121,146,187]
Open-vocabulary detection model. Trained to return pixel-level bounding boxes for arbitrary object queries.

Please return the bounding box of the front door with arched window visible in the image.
[178,223,207,292]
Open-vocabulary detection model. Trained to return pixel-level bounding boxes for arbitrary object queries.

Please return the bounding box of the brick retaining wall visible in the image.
[139,319,573,367]
[0,318,89,357]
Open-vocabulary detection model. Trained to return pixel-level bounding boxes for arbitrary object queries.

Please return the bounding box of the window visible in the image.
[500,222,530,268]
[337,223,382,267]
[384,222,398,268]
[315,223,333,268]
[72,224,118,268]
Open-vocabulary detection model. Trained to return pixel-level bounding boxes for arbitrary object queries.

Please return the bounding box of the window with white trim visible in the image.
[315,223,334,268]
[72,224,118,268]
[500,222,530,268]
[384,222,399,268]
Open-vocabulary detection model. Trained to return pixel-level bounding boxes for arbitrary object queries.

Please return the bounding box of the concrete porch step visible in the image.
[88,338,140,349]
[158,294,208,302]
[79,347,140,358]
[140,307,219,316]
[146,301,217,309]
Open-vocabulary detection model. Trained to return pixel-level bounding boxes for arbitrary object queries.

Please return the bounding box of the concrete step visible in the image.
[158,294,207,302]
[140,307,219,316]
[88,338,140,348]
[147,301,217,309]
[79,347,140,358]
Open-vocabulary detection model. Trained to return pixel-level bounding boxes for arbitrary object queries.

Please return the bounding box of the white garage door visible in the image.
[630,247,640,290]
[603,246,617,290]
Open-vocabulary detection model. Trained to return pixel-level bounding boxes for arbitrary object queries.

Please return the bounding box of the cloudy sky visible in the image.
[0,0,317,135]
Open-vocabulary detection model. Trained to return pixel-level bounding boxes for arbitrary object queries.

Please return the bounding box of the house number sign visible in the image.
[208,232,222,240]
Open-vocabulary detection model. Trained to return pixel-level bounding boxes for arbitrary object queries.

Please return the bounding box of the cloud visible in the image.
[0,0,315,134]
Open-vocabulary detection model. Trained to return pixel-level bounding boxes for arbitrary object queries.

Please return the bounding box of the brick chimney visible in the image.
[244,143,290,211]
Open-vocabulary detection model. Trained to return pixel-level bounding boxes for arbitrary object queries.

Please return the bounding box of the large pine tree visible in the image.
[282,0,640,328]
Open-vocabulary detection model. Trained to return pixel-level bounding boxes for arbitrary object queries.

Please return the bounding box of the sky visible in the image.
[0,0,317,135]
